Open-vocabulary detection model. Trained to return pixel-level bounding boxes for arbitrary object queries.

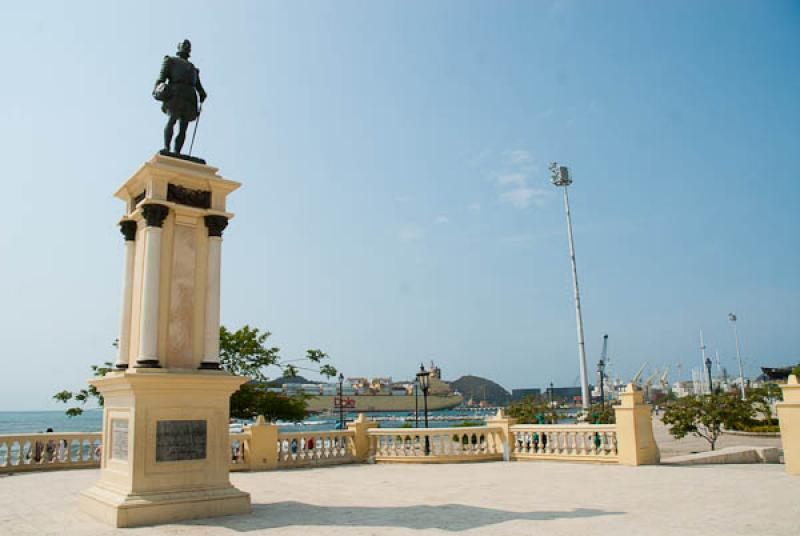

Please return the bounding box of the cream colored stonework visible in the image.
[80,370,250,527]
[778,374,800,475]
[80,155,249,527]
[114,153,240,369]
[613,383,660,465]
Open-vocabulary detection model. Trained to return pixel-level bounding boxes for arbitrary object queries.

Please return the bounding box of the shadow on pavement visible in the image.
[184,501,624,532]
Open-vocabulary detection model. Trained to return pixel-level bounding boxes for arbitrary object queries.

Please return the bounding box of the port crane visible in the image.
[643,368,660,389]
[658,367,670,390]
[631,362,647,385]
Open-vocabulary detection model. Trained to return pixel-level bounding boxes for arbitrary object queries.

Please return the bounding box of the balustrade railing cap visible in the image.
[782,374,800,403]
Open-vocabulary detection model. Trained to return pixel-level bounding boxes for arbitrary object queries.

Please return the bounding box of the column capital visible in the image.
[204,215,229,237]
[141,203,169,228]
[119,220,137,241]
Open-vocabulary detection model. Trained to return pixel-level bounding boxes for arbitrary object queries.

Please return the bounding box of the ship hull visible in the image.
[306,394,463,413]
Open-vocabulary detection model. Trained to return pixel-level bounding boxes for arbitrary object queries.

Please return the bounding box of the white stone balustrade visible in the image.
[367,426,504,463]
[7,391,658,474]
[0,432,102,473]
[229,431,249,471]
[276,431,355,468]
[511,424,619,462]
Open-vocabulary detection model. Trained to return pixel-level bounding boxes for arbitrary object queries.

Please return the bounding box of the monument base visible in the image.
[80,369,250,527]
[80,483,250,528]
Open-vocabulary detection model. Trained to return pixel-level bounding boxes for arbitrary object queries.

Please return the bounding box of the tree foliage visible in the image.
[662,392,753,451]
[587,402,616,424]
[218,325,281,381]
[745,384,781,423]
[54,325,337,423]
[506,396,558,424]
[229,383,307,422]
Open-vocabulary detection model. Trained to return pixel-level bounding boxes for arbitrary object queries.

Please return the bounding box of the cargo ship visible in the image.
[268,362,463,413]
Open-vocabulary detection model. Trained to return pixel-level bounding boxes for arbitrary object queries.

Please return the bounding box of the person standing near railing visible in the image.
[44,429,56,462]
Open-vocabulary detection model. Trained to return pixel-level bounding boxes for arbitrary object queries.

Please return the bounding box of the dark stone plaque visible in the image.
[167,183,211,209]
[111,419,129,461]
[156,420,207,462]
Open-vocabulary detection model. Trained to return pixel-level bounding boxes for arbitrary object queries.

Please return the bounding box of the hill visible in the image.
[448,375,510,405]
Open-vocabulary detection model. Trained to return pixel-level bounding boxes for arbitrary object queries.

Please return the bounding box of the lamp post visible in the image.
[416,363,431,455]
[549,382,554,408]
[550,162,590,412]
[414,378,419,428]
[704,357,713,395]
[728,313,746,400]
[337,372,345,429]
[597,359,606,412]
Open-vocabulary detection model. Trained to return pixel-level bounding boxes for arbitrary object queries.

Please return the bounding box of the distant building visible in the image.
[511,388,542,401]
[550,386,584,403]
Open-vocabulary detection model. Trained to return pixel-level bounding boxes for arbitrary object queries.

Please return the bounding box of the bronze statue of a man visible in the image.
[154,40,207,155]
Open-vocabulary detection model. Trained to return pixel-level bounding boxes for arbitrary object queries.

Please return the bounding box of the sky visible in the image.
[0,1,798,410]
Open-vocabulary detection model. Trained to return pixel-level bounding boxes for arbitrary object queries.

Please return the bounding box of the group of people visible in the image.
[26,429,101,464]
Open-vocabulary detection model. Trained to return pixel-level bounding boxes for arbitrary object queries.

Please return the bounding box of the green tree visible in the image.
[229,384,307,422]
[745,384,781,423]
[662,392,753,451]
[54,325,337,422]
[506,396,558,424]
[587,402,616,424]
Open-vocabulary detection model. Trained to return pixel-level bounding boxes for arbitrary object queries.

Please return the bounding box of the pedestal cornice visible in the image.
[114,154,241,215]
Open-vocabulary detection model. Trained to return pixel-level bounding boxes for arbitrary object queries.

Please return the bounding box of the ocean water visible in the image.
[0,408,502,435]
[0,410,103,435]
[0,407,577,435]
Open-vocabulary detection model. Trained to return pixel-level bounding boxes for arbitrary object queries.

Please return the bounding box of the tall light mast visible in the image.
[550,162,590,411]
[729,313,746,399]
[699,329,709,394]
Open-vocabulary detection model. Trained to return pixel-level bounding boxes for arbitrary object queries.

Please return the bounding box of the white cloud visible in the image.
[496,172,526,186]
[503,150,532,165]
[434,215,449,224]
[397,224,425,242]
[467,202,481,214]
[499,187,548,209]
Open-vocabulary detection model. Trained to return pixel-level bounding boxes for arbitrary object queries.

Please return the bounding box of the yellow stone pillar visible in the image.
[778,374,800,475]
[347,413,379,462]
[486,408,517,461]
[80,154,251,527]
[614,383,660,465]
[243,415,279,471]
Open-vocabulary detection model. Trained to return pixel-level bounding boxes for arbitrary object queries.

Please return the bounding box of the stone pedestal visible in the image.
[614,383,660,466]
[80,154,250,527]
[778,374,800,475]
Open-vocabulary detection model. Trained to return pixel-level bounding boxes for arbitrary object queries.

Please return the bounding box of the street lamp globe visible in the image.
[416,364,431,392]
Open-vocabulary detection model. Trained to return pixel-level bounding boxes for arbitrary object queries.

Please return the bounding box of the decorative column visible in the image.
[200,215,228,369]
[115,220,138,369]
[136,203,169,368]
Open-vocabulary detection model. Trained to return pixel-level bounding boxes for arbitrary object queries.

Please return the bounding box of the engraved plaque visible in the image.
[111,419,129,461]
[156,420,207,462]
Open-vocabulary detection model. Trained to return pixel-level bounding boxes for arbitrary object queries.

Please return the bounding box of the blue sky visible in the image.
[0,1,798,410]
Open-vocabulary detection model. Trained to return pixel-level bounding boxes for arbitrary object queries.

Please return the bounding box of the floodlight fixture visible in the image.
[549,162,572,187]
